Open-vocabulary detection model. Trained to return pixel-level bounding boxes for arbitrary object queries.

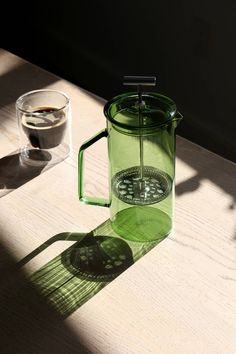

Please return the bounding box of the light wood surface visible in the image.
[0,49,235,354]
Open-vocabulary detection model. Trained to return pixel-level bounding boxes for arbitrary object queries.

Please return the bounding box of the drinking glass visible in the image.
[16,89,71,166]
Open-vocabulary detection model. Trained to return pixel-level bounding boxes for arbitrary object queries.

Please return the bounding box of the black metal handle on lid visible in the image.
[123,76,156,86]
[123,76,156,104]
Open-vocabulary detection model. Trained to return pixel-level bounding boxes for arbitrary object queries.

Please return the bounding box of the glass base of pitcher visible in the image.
[111,206,172,242]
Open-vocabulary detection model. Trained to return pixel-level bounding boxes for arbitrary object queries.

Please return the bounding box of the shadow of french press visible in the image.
[61,233,134,282]
[0,149,51,197]
[18,219,165,318]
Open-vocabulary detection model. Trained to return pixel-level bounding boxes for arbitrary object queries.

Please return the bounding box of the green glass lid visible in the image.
[104,92,177,130]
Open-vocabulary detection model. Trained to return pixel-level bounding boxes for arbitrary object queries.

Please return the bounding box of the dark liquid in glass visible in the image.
[22,107,67,149]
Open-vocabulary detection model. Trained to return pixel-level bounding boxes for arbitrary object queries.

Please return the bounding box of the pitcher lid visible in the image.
[104,92,177,130]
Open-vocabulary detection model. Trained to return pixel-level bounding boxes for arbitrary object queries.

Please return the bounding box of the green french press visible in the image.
[78,76,182,242]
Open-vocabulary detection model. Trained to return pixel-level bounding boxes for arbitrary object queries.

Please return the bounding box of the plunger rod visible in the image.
[137,85,144,183]
[123,76,157,189]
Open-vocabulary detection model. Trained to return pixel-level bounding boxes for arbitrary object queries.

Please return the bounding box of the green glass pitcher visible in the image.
[78,76,182,242]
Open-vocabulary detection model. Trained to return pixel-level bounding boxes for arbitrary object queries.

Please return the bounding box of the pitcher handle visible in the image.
[78,129,110,207]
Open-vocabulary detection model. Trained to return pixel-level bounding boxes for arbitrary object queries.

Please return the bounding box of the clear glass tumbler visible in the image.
[16,89,71,166]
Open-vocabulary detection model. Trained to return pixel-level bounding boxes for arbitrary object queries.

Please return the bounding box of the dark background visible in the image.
[2,1,236,162]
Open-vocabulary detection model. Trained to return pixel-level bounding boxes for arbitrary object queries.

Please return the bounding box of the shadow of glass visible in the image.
[0,230,91,353]
[0,150,51,197]
[19,219,166,318]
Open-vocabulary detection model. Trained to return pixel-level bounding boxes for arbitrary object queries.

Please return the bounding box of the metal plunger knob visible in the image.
[123,76,156,87]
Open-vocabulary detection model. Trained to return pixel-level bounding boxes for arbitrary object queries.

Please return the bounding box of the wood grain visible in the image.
[0,49,235,354]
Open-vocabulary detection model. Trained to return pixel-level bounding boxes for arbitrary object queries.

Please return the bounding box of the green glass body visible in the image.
[79,92,182,242]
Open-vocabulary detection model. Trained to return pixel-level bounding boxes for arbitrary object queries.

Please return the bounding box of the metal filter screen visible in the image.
[112,166,172,205]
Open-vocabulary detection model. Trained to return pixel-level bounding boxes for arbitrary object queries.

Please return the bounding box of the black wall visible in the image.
[3,1,236,161]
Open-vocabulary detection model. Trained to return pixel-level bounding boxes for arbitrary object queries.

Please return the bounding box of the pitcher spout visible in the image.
[173,111,183,128]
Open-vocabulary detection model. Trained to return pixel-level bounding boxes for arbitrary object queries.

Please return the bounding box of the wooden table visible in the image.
[0,49,235,354]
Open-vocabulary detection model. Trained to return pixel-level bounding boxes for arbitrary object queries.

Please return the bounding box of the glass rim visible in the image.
[16,89,70,114]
